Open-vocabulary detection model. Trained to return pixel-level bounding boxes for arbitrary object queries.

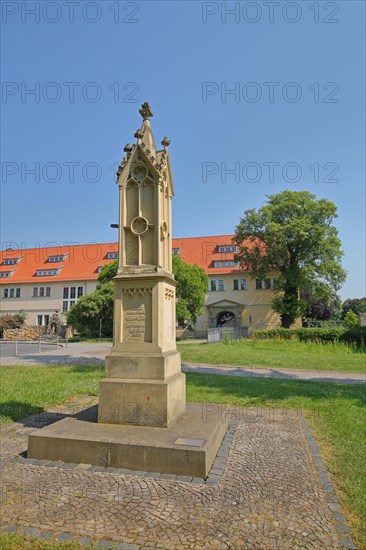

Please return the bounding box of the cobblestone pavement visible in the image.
[1,397,355,549]
[1,342,365,384]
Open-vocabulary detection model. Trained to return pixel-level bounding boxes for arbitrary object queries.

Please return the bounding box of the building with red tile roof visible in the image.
[0,237,288,334]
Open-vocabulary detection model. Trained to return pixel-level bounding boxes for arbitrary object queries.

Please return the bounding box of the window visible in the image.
[218,246,238,253]
[107,252,118,259]
[48,255,66,263]
[214,261,239,268]
[0,271,13,278]
[256,279,263,290]
[273,278,280,290]
[233,278,247,290]
[2,288,21,298]
[62,286,84,312]
[37,315,50,326]
[210,279,225,291]
[3,257,21,265]
[33,286,51,297]
[256,278,274,290]
[36,269,60,276]
[172,248,180,256]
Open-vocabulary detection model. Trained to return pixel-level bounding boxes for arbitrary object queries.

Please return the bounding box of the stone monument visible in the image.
[98,101,186,428]
[28,104,230,478]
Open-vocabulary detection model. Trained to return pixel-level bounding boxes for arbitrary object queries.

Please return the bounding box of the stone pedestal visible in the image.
[98,272,186,428]
[99,351,186,427]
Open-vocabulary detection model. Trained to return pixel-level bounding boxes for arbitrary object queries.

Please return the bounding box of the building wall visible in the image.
[0,280,97,325]
[194,272,300,337]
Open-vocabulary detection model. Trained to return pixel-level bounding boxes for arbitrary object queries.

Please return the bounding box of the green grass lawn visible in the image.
[1,364,365,548]
[178,338,366,372]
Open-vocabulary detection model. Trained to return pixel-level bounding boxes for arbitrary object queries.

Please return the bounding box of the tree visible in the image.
[341,298,366,319]
[66,262,116,337]
[67,257,208,335]
[172,255,208,328]
[301,289,342,322]
[344,310,360,329]
[233,190,347,328]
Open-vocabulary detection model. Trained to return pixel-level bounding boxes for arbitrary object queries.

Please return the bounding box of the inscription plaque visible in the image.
[124,304,146,342]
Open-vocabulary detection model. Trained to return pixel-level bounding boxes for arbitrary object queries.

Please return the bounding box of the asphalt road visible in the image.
[0,341,62,358]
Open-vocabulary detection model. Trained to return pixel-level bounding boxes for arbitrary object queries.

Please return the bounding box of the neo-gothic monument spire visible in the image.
[99,102,186,428]
[115,101,174,275]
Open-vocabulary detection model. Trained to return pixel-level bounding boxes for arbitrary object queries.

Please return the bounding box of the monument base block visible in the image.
[28,403,230,478]
[99,350,186,428]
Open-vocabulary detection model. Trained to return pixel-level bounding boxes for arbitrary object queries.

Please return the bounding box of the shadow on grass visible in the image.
[0,401,99,427]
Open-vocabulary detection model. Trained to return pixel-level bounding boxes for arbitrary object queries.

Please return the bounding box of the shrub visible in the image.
[254,326,366,348]
[344,310,360,329]
[0,311,27,338]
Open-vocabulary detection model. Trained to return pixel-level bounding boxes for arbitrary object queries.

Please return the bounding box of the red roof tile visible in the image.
[0,235,247,284]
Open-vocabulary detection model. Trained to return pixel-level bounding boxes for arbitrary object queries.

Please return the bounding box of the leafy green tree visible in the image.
[301,289,342,322]
[341,298,366,319]
[233,190,347,328]
[172,255,208,328]
[344,310,360,329]
[67,257,208,335]
[66,262,117,337]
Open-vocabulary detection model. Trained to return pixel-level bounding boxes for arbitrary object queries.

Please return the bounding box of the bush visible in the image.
[254,326,366,347]
[344,310,360,329]
[0,311,27,338]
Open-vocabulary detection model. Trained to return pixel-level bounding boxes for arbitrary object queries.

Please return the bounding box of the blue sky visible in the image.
[1,0,365,299]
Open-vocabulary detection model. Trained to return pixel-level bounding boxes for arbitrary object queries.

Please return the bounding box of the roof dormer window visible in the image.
[107,252,118,259]
[48,254,67,263]
[0,269,15,278]
[172,248,181,256]
[3,257,22,266]
[218,245,238,253]
[36,267,63,277]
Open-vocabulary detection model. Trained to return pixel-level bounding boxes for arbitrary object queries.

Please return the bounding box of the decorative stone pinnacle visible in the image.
[139,101,153,120]
[124,143,132,153]
[161,137,171,149]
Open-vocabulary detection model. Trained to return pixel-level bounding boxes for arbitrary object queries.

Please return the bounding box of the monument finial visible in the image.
[139,101,153,120]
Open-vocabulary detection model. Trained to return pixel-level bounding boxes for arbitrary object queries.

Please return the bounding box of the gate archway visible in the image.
[217,311,235,327]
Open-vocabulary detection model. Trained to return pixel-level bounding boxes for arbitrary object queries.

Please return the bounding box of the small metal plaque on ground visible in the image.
[174,438,205,447]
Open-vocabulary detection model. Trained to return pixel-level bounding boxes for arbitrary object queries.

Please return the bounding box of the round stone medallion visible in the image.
[131,216,149,235]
